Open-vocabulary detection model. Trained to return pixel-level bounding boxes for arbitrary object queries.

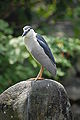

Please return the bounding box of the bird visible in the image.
[22,26,57,80]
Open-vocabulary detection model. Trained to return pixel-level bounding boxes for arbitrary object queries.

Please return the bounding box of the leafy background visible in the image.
[0,1,80,119]
[0,0,80,92]
[1,19,80,93]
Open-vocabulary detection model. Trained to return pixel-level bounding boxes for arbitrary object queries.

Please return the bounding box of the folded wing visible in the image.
[36,34,56,65]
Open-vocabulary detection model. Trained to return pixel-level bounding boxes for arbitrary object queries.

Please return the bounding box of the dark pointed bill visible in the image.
[22,31,28,37]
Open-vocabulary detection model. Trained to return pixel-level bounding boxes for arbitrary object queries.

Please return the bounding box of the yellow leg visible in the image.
[35,66,44,80]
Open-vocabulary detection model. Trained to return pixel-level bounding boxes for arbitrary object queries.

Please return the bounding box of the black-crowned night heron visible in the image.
[22,26,57,80]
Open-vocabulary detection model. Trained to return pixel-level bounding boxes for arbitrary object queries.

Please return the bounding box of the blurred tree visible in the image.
[0,0,80,93]
[0,0,80,36]
[0,20,36,92]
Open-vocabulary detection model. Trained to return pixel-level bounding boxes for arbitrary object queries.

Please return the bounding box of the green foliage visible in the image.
[45,36,80,78]
[0,20,36,93]
[0,19,80,93]
[0,1,80,93]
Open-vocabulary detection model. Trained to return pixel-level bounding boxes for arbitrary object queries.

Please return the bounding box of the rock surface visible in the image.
[0,79,72,120]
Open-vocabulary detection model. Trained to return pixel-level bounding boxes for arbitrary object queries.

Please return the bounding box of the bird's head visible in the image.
[22,26,35,38]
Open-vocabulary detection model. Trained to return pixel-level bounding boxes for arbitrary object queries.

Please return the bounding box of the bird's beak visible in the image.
[22,30,28,37]
[22,31,26,37]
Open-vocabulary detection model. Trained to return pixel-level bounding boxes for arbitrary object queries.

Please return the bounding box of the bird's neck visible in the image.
[23,32,37,52]
[25,31,37,39]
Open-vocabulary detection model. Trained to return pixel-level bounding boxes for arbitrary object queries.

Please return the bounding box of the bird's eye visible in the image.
[24,28,27,30]
[27,28,31,32]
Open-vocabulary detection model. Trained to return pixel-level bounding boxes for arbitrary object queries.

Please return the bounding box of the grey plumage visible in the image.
[31,48,56,76]
[36,34,56,64]
[22,26,57,77]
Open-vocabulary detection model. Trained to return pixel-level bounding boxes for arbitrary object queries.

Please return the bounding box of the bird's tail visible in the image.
[49,64,57,77]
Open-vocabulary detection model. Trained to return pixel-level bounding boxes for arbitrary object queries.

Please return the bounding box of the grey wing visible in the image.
[36,34,56,65]
[31,45,57,77]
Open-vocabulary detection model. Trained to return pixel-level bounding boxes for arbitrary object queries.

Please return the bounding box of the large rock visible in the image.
[0,79,72,120]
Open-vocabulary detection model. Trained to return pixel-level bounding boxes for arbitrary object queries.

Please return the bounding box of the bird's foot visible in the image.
[29,77,44,81]
[35,77,44,81]
[34,66,44,81]
[29,66,44,81]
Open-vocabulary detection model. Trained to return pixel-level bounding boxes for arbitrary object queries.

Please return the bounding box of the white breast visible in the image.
[23,34,49,64]
[23,35,42,53]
